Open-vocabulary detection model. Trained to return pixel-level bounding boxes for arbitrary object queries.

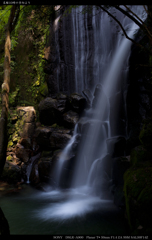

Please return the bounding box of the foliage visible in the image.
[0,5,55,110]
[9,86,20,107]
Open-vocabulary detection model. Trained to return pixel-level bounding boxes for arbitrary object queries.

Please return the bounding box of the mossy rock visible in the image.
[123,161,152,235]
[139,120,152,150]
[130,145,151,166]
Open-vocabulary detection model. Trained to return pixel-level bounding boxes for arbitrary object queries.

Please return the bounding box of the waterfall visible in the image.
[37,5,147,220]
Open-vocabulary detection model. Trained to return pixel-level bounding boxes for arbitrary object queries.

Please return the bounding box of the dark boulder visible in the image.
[38,97,62,126]
[69,93,87,114]
[63,110,79,128]
[38,95,70,126]
[29,163,40,185]
[50,129,72,149]
[38,157,53,183]
[34,126,52,150]
[56,92,70,113]
[15,143,31,163]
[35,126,72,150]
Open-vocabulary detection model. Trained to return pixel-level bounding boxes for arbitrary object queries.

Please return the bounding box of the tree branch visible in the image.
[112,5,143,29]
[124,5,152,39]
[96,5,144,49]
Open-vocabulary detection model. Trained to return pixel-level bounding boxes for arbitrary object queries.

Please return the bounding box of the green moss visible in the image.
[130,145,149,166]
[8,141,13,148]
[123,162,152,234]
[139,120,152,150]
[6,155,12,161]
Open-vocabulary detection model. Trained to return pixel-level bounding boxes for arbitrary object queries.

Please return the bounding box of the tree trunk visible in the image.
[0,6,18,177]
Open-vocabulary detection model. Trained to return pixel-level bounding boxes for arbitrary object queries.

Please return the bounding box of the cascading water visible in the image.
[36,5,147,220]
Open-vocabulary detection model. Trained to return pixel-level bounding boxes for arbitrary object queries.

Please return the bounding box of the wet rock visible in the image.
[38,157,53,183]
[30,163,40,185]
[35,126,52,150]
[15,143,31,163]
[56,92,70,113]
[20,162,27,182]
[77,118,108,136]
[38,96,69,126]
[35,126,72,150]
[50,129,72,149]
[63,110,79,128]
[69,93,87,114]
[38,97,61,126]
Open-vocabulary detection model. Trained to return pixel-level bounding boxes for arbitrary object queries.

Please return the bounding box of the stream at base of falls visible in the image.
[0,185,129,235]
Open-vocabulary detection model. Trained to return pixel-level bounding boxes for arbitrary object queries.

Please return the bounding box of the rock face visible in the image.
[38,97,63,126]
[35,126,72,150]
[63,110,79,128]
[68,93,87,114]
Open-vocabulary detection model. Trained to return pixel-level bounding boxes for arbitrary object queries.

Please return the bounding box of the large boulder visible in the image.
[38,97,61,126]
[69,93,87,114]
[35,126,72,150]
[63,110,79,128]
[38,94,70,126]
[15,143,31,163]
[50,128,72,149]
[56,92,70,112]
[34,126,52,150]
[38,157,53,183]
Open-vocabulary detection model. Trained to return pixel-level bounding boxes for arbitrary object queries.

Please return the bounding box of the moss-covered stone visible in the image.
[123,161,152,235]
[139,120,152,150]
[130,145,151,166]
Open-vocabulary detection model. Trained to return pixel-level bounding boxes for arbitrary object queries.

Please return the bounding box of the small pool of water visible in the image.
[0,185,129,235]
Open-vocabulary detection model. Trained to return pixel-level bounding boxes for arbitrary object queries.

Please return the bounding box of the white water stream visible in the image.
[36,5,147,221]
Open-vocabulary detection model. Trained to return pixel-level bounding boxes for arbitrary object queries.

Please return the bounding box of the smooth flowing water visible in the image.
[49,5,147,218]
[0,6,147,235]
